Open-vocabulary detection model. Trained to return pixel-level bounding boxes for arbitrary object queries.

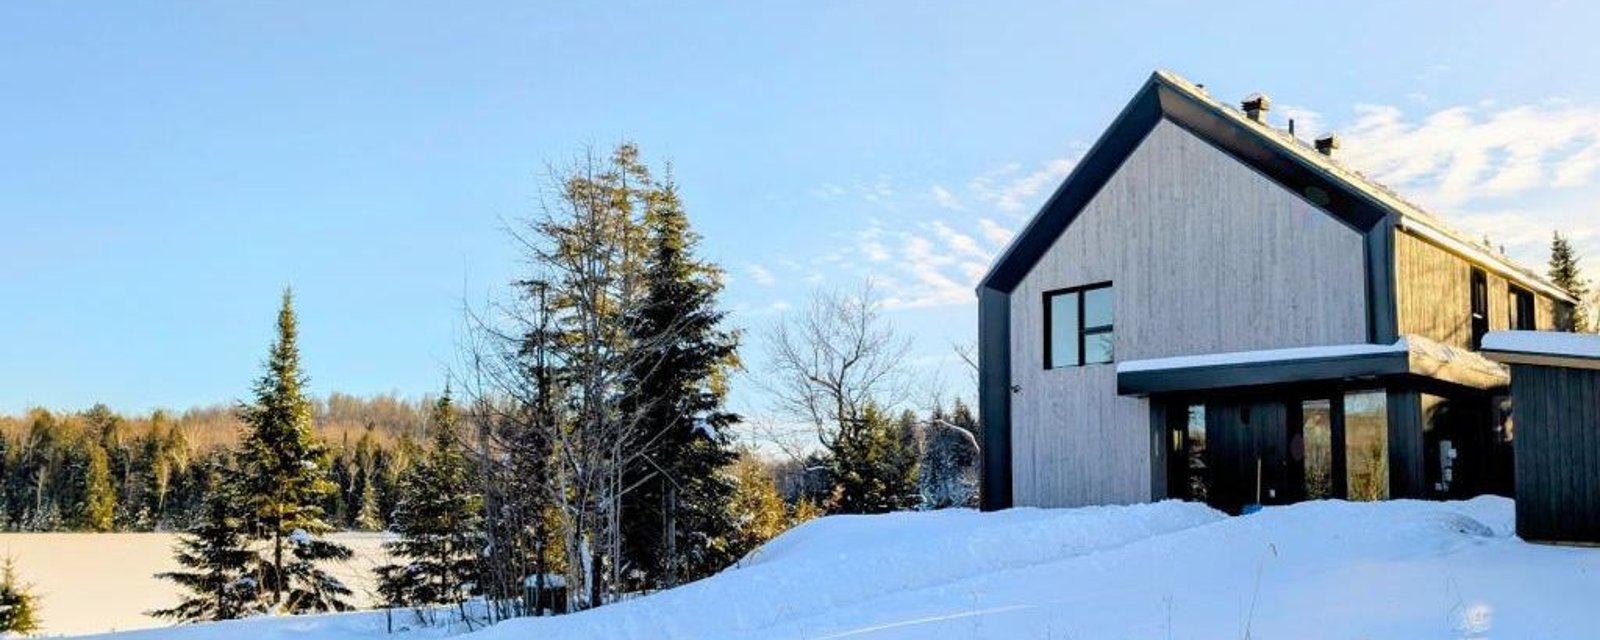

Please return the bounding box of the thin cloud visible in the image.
[968,156,1079,215]
[930,185,963,211]
[1331,98,1600,268]
[1339,101,1600,208]
[746,263,777,286]
[977,218,1014,247]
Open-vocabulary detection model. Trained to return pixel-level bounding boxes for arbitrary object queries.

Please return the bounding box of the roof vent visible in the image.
[1241,93,1270,122]
[1315,133,1341,156]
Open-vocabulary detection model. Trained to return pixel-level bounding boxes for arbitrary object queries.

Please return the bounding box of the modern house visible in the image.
[977,71,1579,514]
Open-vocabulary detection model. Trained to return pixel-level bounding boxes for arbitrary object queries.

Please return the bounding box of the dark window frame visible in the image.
[1508,285,1536,331]
[1469,268,1489,349]
[1043,281,1114,369]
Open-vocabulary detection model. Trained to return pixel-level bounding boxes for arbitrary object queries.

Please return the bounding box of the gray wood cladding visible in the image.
[1507,364,1600,544]
[1007,120,1369,507]
[1395,230,1571,348]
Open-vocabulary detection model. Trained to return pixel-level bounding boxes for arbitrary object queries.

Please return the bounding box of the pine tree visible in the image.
[619,178,743,588]
[0,557,40,635]
[828,404,920,514]
[83,442,116,532]
[1550,231,1593,332]
[151,470,264,622]
[236,289,352,613]
[375,391,483,614]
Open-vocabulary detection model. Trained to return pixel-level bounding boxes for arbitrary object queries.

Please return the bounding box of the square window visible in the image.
[1044,283,1114,368]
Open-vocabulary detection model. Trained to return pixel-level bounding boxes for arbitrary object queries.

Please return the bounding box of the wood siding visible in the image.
[1007,120,1369,507]
[1394,230,1571,348]
[1508,364,1600,544]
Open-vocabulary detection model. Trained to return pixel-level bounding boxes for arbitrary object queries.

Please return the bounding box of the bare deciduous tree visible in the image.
[760,282,912,451]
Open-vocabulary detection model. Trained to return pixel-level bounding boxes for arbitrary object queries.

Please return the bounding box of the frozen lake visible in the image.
[0,531,394,636]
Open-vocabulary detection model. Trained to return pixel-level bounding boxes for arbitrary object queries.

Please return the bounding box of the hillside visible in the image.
[78,497,1600,639]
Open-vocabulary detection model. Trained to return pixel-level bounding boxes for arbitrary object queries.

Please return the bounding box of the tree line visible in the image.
[0,395,440,533]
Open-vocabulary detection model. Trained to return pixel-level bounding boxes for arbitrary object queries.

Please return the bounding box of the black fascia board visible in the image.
[1117,351,1411,397]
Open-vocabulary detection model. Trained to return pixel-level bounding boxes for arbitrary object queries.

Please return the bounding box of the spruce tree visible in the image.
[1550,231,1593,332]
[619,179,743,588]
[0,557,40,635]
[375,391,483,614]
[151,469,263,622]
[355,468,383,532]
[828,403,920,514]
[236,289,352,613]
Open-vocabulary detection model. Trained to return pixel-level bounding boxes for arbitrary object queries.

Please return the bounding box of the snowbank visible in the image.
[467,497,1600,640]
[73,498,1600,639]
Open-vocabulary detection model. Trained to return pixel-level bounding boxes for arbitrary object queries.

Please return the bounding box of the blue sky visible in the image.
[4,2,1600,419]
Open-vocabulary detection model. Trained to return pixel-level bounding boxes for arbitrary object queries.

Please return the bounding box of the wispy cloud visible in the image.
[1325,99,1600,264]
[930,185,963,211]
[967,156,1079,215]
[977,218,1014,247]
[1338,101,1600,208]
[746,263,777,286]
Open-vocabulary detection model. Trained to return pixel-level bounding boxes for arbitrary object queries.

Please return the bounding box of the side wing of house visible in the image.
[1000,119,1370,508]
[1395,230,1576,348]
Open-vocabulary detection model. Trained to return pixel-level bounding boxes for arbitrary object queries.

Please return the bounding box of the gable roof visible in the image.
[978,70,1577,304]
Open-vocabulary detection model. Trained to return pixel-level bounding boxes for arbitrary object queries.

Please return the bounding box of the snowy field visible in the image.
[0,531,392,636]
[75,498,1600,639]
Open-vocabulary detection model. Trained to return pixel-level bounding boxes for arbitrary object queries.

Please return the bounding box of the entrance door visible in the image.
[1203,399,1289,513]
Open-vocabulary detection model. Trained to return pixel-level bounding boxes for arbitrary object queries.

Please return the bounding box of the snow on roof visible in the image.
[1115,342,1404,374]
[1117,335,1506,385]
[1481,331,1600,368]
[1153,70,1577,304]
[1403,334,1509,380]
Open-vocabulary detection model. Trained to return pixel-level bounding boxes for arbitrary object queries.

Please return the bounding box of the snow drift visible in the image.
[76,497,1600,640]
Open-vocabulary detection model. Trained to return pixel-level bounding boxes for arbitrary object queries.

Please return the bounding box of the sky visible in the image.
[3,2,1600,421]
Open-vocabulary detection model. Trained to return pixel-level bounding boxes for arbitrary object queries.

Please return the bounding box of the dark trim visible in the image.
[1149,401,1169,500]
[1365,215,1399,344]
[1386,389,1425,498]
[977,80,1163,293]
[978,72,1402,295]
[977,286,1013,511]
[1481,348,1600,372]
[1155,85,1387,234]
[1117,351,1410,397]
[1509,285,1536,331]
[1471,267,1490,350]
[1330,394,1348,498]
[1042,281,1114,369]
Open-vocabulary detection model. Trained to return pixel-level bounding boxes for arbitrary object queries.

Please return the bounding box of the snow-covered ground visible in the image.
[73,498,1600,639]
[0,531,392,636]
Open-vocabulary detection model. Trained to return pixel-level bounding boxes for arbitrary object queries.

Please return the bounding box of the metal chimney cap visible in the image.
[1315,133,1342,155]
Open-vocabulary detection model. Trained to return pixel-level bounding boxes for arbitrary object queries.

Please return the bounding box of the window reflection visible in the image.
[1344,391,1389,501]
[1301,399,1333,499]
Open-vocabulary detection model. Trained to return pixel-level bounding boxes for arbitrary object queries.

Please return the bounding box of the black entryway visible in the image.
[1163,389,1412,514]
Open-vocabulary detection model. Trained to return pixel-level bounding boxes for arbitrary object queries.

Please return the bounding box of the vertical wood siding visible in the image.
[1509,364,1600,544]
[1007,120,1369,507]
[1395,230,1571,347]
